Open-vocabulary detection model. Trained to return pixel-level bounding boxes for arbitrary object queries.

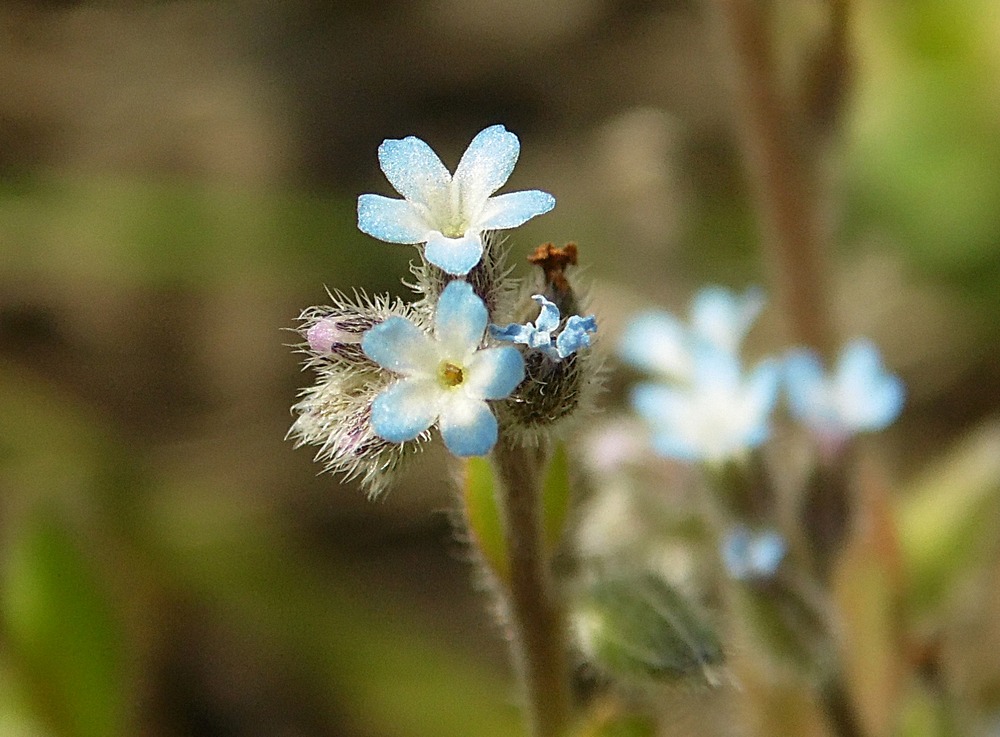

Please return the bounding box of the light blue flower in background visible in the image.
[785,338,904,439]
[491,295,597,360]
[690,286,765,356]
[630,344,780,463]
[618,286,764,381]
[362,281,525,456]
[721,525,786,581]
[357,125,556,276]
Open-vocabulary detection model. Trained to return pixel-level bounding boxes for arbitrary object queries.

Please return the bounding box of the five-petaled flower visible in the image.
[630,344,780,463]
[491,294,597,360]
[361,280,525,457]
[784,338,905,441]
[357,125,556,276]
[619,286,778,464]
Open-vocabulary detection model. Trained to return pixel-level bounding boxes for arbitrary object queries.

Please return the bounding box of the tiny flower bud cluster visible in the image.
[290,125,599,493]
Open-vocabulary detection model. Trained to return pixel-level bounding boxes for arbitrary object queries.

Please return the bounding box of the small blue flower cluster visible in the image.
[618,287,780,463]
[291,126,599,488]
[618,286,905,464]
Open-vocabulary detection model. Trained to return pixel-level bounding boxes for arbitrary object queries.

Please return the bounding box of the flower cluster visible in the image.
[618,287,780,464]
[618,286,906,465]
[290,126,599,492]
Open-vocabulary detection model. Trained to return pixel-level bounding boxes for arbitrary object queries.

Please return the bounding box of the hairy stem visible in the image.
[492,438,571,737]
[709,0,837,356]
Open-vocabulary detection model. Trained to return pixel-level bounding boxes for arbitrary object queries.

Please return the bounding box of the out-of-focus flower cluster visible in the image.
[289,126,599,493]
[618,286,905,467]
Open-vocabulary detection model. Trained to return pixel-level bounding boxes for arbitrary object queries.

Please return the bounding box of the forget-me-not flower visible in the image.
[361,281,525,457]
[630,344,780,463]
[357,125,556,276]
[620,286,778,463]
[785,338,904,441]
[721,525,786,582]
[491,294,597,360]
[619,286,764,381]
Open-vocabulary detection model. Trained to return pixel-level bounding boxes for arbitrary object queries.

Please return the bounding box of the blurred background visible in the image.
[2,1,1000,736]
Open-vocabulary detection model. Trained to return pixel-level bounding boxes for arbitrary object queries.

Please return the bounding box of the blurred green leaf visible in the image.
[463,456,510,582]
[1,508,126,737]
[896,423,1000,615]
[847,0,1000,290]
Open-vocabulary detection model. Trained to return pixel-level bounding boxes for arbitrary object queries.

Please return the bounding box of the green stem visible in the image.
[492,437,571,737]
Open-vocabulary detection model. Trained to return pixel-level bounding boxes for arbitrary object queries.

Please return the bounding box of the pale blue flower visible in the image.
[630,344,780,463]
[357,125,556,276]
[362,281,525,456]
[785,338,904,439]
[618,286,764,381]
[721,525,786,581]
[491,295,597,360]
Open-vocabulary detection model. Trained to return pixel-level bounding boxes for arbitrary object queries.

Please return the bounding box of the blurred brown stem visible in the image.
[493,437,571,737]
[709,0,838,356]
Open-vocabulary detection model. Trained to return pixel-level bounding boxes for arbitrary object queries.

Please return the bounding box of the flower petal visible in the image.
[362,316,437,376]
[531,295,561,333]
[618,310,691,380]
[370,378,441,442]
[837,339,904,431]
[377,135,451,207]
[738,358,781,448]
[490,322,533,344]
[784,348,830,425]
[453,125,520,210]
[439,395,498,456]
[691,286,764,354]
[434,280,488,356]
[478,190,556,230]
[357,194,430,244]
[463,346,525,399]
[425,232,484,276]
[555,314,597,358]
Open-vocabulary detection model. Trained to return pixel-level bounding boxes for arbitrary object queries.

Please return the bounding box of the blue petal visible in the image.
[464,346,525,399]
[424,232,484,275]
[377,135,451,207]
[631,383,686,431]
[691,286,764,354]
[531,295,561,333]
[370,379,440,442]
[618,310,691,379]
[555,314,597,358]
[357,194,430,244]
[784,348,827,422]
[479,190,556,230]
[690,342,742,394]
[362,317,437,376]
[439,396,498,456]
[434,280,488,355]
[453,125,519,208]
[490,323,533,343]
[742,358,781,438]
[838,339,904,431]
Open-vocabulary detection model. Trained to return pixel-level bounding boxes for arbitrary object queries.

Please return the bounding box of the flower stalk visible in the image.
[492,437,572,737]
[708,0,837,357]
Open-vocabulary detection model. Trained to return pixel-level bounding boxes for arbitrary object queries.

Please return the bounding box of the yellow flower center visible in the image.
[439,361,465,388]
